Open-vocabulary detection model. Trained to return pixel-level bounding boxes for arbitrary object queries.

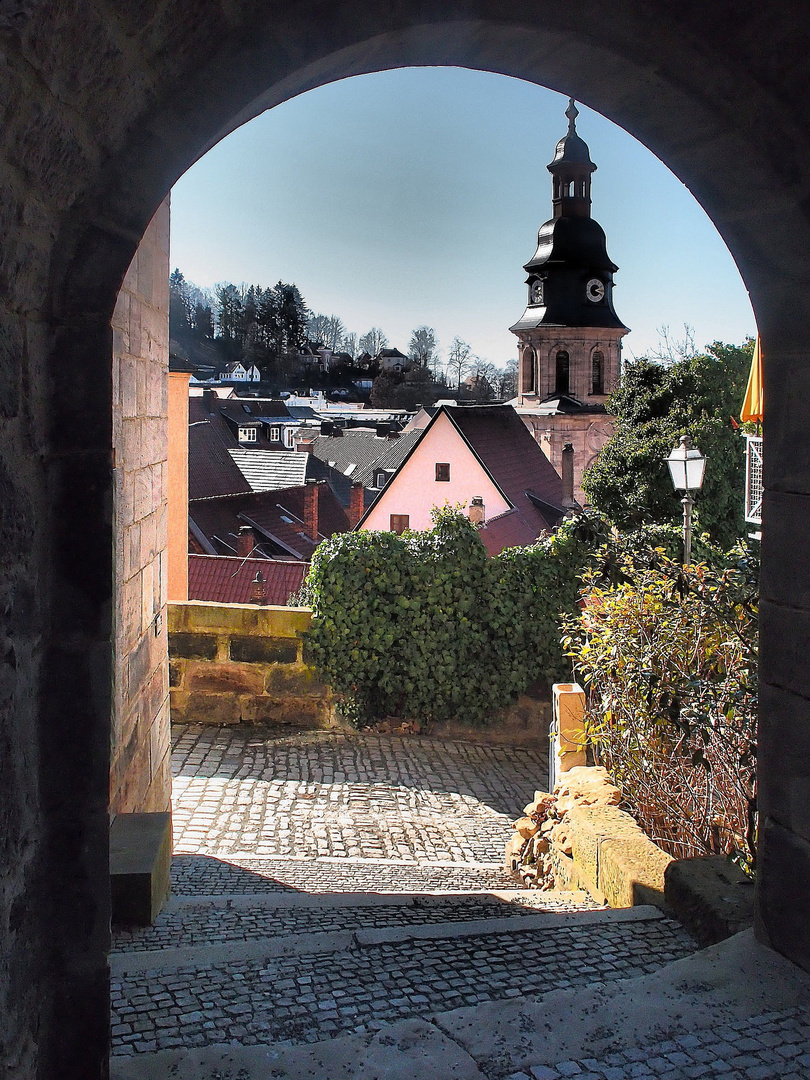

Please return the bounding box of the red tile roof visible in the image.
[188,484,350,561]
[188,555,308,605]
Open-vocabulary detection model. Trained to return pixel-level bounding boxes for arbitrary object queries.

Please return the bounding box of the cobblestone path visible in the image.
[110,726,810,1078]
[503,1009,810,1080]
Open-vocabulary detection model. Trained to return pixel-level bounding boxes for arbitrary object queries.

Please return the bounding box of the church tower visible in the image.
[510,100,629,503]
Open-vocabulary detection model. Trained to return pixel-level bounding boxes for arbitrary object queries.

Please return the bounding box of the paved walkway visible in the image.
[111,726,810,1079]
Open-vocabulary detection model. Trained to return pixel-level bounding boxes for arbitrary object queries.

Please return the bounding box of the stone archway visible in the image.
[3,5,810,1076]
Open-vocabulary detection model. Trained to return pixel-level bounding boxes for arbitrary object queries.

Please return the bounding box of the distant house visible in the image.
[188,389,366,564]
[376,347,410,373]
[297,426,422,494]
[220,360,261,382]
[356,404,568,555]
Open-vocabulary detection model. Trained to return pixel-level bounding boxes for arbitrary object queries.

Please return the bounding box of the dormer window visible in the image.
[375,471,389,488]
[238,426,257,443]
[270,426,281,441]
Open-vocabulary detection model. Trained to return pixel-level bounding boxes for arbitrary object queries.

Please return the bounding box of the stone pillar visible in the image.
[552,683,587,782]
[109,199,171,815]
[756,321,810,974]
[167,360,191,602]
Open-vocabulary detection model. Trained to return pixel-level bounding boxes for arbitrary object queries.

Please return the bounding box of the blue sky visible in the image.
[170,67,756,368]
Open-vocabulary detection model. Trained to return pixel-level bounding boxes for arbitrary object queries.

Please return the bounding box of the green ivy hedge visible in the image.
[301,507,610,726]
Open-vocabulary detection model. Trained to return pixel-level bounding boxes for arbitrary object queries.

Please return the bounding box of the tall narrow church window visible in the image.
[555,350,570,395]
[591,350,604,394]
[522,348,535,394]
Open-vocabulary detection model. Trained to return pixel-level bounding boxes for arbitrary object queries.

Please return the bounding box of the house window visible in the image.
[390,515,409,534]
[375,471,388,488]
[284,428,295,448]
[435,463,450,482]
[555,350,570,395]
[238,426,257,443]
[591,351,604,395]
[270,426,281,441]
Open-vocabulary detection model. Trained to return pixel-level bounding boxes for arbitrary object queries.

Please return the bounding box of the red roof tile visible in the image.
[188,555,308,605]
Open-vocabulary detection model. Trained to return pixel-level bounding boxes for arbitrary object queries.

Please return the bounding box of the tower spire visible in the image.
[566,97,579,134]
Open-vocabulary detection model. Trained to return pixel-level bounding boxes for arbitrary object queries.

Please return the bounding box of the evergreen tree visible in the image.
[583,340,753,549]
[169,268,193,338]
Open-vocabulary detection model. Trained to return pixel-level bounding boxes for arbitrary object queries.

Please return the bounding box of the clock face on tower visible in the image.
[586,278,605,302]
[530,280,544,305]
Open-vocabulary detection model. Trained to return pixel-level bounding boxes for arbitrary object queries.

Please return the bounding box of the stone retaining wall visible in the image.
[168,602,332,728]
[507,766,674,909]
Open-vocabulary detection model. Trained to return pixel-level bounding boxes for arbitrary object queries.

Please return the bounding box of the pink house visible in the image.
[356,404,568,555]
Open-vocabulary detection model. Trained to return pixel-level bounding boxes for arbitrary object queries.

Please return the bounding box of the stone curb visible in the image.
[110,904,664,977]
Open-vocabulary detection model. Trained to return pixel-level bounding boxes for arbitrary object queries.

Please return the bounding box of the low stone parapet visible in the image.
[506,765,674,908]
[168,601,332,727]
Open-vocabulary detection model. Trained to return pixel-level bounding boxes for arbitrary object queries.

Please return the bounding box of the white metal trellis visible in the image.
[745,434,763,526]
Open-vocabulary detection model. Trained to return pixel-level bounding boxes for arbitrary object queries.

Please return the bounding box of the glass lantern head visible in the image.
[667,435,706,492]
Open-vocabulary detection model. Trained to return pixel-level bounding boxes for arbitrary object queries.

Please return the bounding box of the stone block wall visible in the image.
[169,602,332,727]
[110,201,171,813]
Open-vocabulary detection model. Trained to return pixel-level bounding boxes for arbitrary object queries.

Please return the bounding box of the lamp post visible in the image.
[666,434,706,565]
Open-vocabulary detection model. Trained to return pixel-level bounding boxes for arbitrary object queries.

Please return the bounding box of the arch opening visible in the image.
[6,8,810,1076]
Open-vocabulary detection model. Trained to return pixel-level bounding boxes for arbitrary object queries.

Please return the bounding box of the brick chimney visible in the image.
[250,570,268,605]
[237,524,254,557]
[561,443,576,508]
[303,480,321,541]
[348,481,365,528]
[296,436,314,454]
[468,496,485,526]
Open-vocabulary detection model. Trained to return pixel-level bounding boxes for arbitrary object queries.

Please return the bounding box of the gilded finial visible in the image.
[566,97,579,133]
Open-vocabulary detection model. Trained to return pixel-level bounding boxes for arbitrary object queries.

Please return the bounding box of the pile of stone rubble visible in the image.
[505,766,621,889]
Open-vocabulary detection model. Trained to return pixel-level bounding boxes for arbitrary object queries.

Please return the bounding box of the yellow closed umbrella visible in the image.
[740,336,763,423]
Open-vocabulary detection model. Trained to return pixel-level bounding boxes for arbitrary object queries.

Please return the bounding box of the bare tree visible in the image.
[408,325,438,367]
[342,331,358,359]
[495,358,518,399]
[359,327,389,356]
[649,323,697,365]
[446,336,474,389]
[307,312,345,350]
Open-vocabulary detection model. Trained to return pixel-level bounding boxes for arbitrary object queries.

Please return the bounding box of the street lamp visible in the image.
[666,434,706,565]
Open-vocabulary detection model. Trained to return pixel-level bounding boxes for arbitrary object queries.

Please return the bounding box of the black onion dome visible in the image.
[548,99,596,171]
[527,217,617,274]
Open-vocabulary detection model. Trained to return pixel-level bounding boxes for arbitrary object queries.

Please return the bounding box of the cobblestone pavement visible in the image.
[504,1008,810,1080]
[111,915,694,1056]
[166,853,519,894]
[110,727,810,1077]
[171,725,547,862]
[111,893,601,954]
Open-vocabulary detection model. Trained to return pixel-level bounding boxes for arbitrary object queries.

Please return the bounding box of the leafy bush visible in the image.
[303,507,609,726]
[562,543,758,868]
